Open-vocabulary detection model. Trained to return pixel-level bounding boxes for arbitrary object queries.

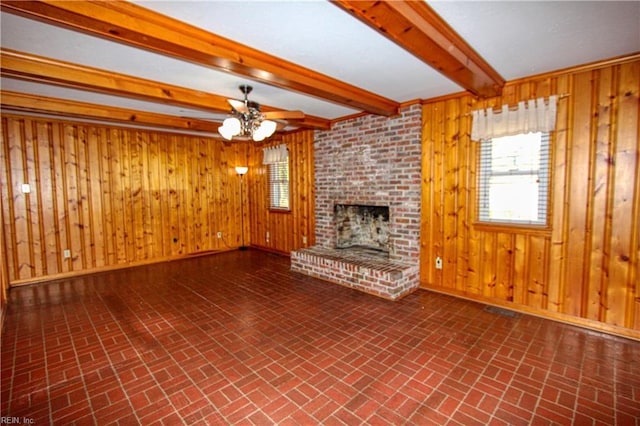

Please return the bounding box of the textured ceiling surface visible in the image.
[1,1,638,135]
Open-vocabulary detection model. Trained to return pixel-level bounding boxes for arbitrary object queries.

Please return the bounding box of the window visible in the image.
[263,144,290,211]
[478,132,550,226]
[269,160,290,210]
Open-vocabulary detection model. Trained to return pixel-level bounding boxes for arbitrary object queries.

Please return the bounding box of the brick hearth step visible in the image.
[291,246,419,300]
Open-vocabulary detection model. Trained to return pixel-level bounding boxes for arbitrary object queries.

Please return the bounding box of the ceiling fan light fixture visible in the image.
[218,85,297,142]
[252,119,277,141]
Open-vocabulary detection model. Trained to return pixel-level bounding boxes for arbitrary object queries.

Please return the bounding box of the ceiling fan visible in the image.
[218,85,305,142]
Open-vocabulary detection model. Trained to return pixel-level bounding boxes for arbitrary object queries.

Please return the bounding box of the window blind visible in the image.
[478,132,550,225]
[269,161,290,210]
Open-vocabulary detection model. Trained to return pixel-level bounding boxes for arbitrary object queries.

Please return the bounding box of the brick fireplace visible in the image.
[291,104,422,300]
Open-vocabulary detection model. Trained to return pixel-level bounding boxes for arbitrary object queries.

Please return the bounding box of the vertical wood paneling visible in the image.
[0,116,249,284]
[0,124,9,312]
[512,234,527,304]
[147,132,162,258]
[86,126,102,268]
[421,57,640,335]
[166,134,180,256]
[528,236,549,310]
[100,127,116,265]
[588,67,614,321]
[495,233,514,301]
[130,131,144,260]
[609,61,640,327]
[547,74,571,314]
[443,99,459,289]
[481,233,497,299]
[466,131,481,296]
[37,122,57,275]
[420,103,435,286]
[0,198,7,312]
[434,103,446,286]
[10,120,30,280]
[565,71,592,317]
[23,122,41,277]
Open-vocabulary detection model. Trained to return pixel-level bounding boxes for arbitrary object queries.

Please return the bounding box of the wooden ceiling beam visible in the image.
[1,0,399,117]
[0,91,221,133]
[0,48,229,111]
[332,0,505,98]
[0,49,331,131]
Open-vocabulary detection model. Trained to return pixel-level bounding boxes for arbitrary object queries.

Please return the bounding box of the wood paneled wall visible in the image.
[247,130,315,254]
[421,57,640,337]
[0,115,250,284]
[0,189,8,320]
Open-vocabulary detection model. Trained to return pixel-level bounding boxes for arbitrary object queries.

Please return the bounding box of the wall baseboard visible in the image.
[420,283,640,342]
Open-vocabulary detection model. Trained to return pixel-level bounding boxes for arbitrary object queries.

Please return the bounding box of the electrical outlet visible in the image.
[435,256,443,270]
[217,231,222,238]
[266,231,270,243]
[63,249,71,259]
[302,235,307,245]
[21,183,31,194]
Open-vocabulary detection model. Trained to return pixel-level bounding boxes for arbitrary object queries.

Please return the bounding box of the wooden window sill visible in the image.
[473,221,552,236]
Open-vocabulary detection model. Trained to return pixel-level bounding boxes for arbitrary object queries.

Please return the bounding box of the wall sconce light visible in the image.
[235,166,249,175]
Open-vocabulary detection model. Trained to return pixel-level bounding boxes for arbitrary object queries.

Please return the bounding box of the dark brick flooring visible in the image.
[1,250,639,425]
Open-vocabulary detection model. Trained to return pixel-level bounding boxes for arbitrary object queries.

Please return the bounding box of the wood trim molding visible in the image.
[0,48,331,131]
[1,91,221,132]
[420,52,640,106]
[7,249,236,288]
[332,0,505,98]
[506,51,640,85]
[1,0,399,117]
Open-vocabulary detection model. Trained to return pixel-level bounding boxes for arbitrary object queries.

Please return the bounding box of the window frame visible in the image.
[475,131,552,230]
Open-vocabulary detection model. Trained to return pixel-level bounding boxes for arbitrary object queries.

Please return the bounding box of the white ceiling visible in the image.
[1,1,639,135]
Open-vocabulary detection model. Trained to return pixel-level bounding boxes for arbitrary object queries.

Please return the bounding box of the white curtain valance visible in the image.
[471,95,557,141]
[262,144,288,165]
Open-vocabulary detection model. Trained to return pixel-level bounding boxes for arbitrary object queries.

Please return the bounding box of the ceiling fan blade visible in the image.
[263,110,305,120]
[228,99,249,113]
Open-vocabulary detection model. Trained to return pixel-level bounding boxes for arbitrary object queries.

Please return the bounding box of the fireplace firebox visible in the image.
[334,204,390,253]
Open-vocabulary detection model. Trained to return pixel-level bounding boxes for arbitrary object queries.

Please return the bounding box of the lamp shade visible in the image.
[260,120,277,137]
[218,124,234,140]
[252,120,277,141]
[224,117,241,134]
[235,166,249,175]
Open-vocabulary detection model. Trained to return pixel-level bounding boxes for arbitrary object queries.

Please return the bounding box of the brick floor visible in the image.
[1,250,639,425]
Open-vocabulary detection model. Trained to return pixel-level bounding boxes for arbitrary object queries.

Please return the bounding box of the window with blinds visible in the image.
[478,131,550,226]
[269,161,290,210]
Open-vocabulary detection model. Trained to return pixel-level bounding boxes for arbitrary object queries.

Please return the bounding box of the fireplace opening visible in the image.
[334,204,390,253]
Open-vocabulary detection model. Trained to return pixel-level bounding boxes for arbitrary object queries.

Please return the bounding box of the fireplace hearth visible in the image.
[291,246,418,300]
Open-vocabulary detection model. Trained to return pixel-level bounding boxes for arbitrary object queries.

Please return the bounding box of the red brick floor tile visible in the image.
[1,250,639,424]
[93,399,136,424]
[309,399,341,422]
